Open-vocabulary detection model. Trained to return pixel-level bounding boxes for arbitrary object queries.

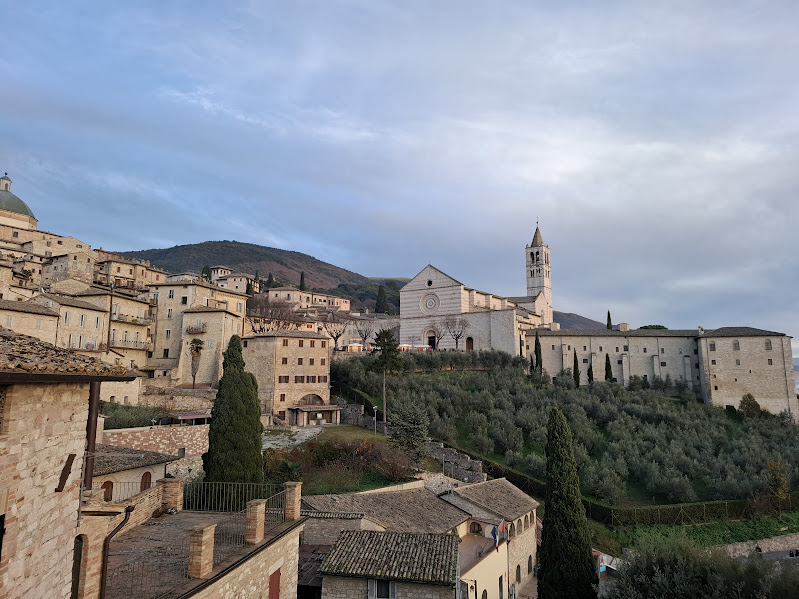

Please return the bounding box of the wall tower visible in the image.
[525,225,552,323]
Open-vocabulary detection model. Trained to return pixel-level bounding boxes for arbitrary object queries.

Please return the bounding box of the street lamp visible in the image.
[372,405,378,435]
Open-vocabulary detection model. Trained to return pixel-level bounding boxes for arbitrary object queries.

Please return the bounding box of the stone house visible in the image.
[216,272,260,293]
[303,478,538,599]
[0,327,133,599]
[319,531,459,599]
[242,330,339,425]
[92,444,177,503]
[29,292,108,353]
[43,251,95,287]
[93,255,168,290]
[263,287,351,312]
[534,325,797,416]
[0,298,59,344]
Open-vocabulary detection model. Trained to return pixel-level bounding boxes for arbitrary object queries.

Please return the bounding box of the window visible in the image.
[469,522,483,534]
[280,394,286,402]
[282,339,288,346]
[528,555,533,574]
[583,346,587,351]
[599,346,603,352]
[661,362,667,367]
[4,316,10,326]
[321,358,326,366]
[321,341,326,348]
[516,565,521,583]
[299,340,304,347]
[181,296,188,305]
[733,340,740,350]
[617,360,622,364]
[551,345,555,350]
[95,316,101,329]
[35,318,41,329]
[167,308,173,318]
[295,376,304,383]
[582,358,588,363]
[243,340,248,348]
[307,376,316,383]
[168,289,174,299]
[768,359,773,365]
[310,340,315,348]
[165,329,171,339]
[735,359,741,366]
[297,358,303,365]
[11,231,16,238]
[711,359,716,365]
[623,345,629,351]
[319,376,328,383]
[765,340,772,350]
[79,314,85,327]
[368,579,395,599]
[281,357,288,365]
[162,349,169,358]
[237,302,243,312]
[643,348,647,353]
[499,576,504,599]
[483,592,488,599]
[695,363,699,369]
[278,376,289,383]
[714,385,718,390]
[709,342,716,351]
[660,348,665,354]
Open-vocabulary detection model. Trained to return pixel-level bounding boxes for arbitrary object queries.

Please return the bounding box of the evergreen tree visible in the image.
[202,336,264,483]
[373,328,401,435]
[607,310,612,330]
[245,281,254,295]
[389,399,429,461]
[299,271,307,291]
[254,270,260,284]
[266,273,275,288]
[538,407,597,599]
[530,353,536,377]
[739,393,761,418]
[201,265,212,282]
[605,353,612,382]
[573,350,580,387]
[587,360,594,384]
[534,331,543,374]
[374,284,389,313]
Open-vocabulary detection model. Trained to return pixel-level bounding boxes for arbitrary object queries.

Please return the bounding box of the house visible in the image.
[92,444,177,503]
[0,297,59,343]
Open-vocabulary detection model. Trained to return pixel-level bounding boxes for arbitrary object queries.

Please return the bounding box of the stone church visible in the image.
[400,226,797,416]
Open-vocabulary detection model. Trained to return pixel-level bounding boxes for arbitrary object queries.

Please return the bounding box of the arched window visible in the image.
[517,519,523,532]
[528,555,533,574]
[482,591,488,599]
[516,565,521,583]
[535,251,540,262]
[508,523,515,538]
[466,337,474,351]
[101,481,113,501]
[140,471,152,493]
[469,522,483,535]
[524,514,530,529]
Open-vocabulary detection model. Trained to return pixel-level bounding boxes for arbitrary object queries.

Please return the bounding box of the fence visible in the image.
[183,481,284,512]
[94,480,156,503]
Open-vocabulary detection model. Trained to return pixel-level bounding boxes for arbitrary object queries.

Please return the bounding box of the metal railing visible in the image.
[93,480,157,503]
[109,339,151,350]
[185,323,208,334]
[111,313,152,325]
[212,509,247,567]
[183,482,284,512]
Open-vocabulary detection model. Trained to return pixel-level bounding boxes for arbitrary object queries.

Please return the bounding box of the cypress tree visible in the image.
[203,335,264,483]
[573,350,580,387]
[605,353,612,382]
[606,310,612,330]
[299,271,307,291]
[246,281,254,295]
[374,285,389,313]
[530,353,536,377]
[266,273,275,288]
[587,361,594,384]
[538,407,597,599]
[534,331,543,374]
[201,265,212,282]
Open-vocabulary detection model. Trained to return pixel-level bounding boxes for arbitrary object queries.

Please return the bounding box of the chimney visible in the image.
[549,322,560,331]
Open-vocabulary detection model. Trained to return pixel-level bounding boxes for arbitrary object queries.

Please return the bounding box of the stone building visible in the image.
[0,298,59,344]
[146,281,248,386]
[93,254,169,290]
[0,327,133,599]
[263,286,351,312]
[30,292,108,353]
[92,444,177,503]
[0,173,37,230]
[242,330,339,425]
[533,325,797,415]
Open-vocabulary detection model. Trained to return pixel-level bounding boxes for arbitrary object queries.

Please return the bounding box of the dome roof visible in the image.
[0,190,36,219]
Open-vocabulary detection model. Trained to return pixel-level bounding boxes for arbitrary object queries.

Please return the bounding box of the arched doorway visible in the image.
[101,481,113,501]
[427,335,436,350]
[466,337,474,351]
[140,471,152,493]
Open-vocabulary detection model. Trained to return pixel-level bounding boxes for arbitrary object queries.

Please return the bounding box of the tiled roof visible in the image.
[302,488,469,533]
[532,327,785,338]
[93,444,177,476]
[0,298,58,317]
[447,478,539,522]
[148,280,249,296]
[33,293,107,312]
[0,327,131,378]
[320,531,458,585]
[183,305,234,314]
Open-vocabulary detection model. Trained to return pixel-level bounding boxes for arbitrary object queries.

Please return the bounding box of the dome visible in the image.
[0,189,36,219]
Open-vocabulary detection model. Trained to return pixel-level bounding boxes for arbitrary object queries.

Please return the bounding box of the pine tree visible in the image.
[202,336,264,483]
[538,407,597,599]
[299,271,307,291]
[587,360,594,384]
[245,281,254,295]
[605,353,613,382]
[374,284,389,313]
[607,310,612,330]
[266,273,275,288]
[534,331,543,374]
[573,350,580,387]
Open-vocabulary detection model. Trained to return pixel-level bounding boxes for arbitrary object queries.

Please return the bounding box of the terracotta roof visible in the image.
[33,293,106,312]
[447,478,539,522]
[0,327,131,379]
[0,299,58,317]
[302,488,469,533]
[320,531,458,585]
[182,305,238,314]
[93,444,177,476]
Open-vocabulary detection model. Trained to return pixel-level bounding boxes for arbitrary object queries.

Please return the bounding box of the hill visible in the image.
[553,311,606,330]
[119,241,369,289]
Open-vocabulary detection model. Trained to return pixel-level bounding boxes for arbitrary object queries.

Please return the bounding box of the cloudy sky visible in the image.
[1,2,797,347]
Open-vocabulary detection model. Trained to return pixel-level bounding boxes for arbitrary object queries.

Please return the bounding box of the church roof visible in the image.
[531,226,544,247]
[0,190,36,219]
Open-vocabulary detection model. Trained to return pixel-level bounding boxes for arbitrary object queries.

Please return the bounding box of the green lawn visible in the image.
[315,425,388,444]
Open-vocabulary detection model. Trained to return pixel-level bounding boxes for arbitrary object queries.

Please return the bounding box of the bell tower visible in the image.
[525,224,552,323]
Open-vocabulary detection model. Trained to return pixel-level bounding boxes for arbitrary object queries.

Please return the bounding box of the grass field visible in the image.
[315,425,387,444]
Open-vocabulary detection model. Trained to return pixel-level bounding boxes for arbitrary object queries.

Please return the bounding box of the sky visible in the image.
[1,1,798,349]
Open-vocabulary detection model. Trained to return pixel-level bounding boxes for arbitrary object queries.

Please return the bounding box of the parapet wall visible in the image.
[428,442,486,483]
[102,424,209,457]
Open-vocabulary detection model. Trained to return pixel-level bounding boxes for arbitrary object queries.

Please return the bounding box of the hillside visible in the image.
[119,241,369,289]
[553,311,606,330]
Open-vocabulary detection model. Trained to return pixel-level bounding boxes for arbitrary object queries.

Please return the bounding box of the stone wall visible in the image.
[322,576,454,599]
[102,424,209,456]
[507,519,537,592]
[718,531,799,558]
[427,442,486,483]
[139,385,216,412]
[190,523,302,599]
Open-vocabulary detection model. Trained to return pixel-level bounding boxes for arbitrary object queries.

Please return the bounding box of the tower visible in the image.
[525,225,552,324]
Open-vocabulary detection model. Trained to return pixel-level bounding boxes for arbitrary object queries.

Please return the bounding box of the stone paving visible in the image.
[262,426,323,450]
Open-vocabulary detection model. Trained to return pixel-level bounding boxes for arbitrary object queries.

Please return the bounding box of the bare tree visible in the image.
[322,312,350,348]
[354,318,375,349]
[444,315,469,350]
[429,319,447,350]
[188,338,204,389]
[406,333,420,348]
[246,294,300,333]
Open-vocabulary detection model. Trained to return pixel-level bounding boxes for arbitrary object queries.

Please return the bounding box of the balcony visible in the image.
[109,339,151,350]
[62,341,107,352]
[111,313,152,326]
[185,323,208,334]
